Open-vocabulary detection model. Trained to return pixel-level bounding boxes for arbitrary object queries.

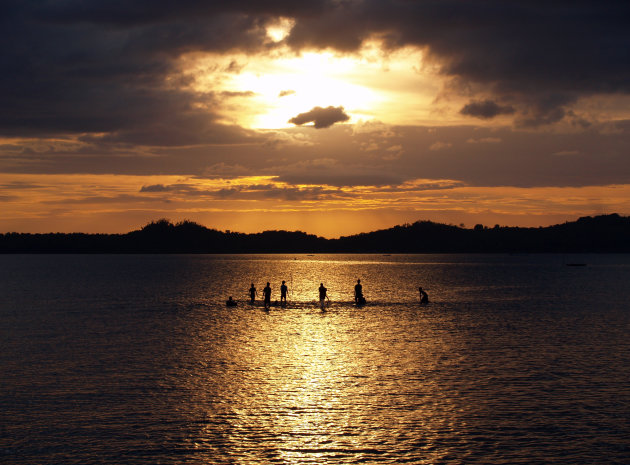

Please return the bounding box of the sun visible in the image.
[224,51,382,129]
[179,38,441,129]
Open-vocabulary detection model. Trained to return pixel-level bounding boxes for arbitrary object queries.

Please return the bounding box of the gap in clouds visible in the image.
[2,2,630,235]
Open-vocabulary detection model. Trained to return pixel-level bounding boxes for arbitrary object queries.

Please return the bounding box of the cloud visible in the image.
[220,91,256,98]
[203,162,251,177]
[553,150,580,157]
[460,100,515,119]
[429,141,452,151]
[0,2,275,142]
[466,137,502,144]
[2,0,628,148]
[140,184,172,193]
[284,1,630,125]
[278,90,296,97]
[288,106,350,129]
[276,173,402,187]
[272,157,404,187]
[138,180,349,201]
[260,130,315,148]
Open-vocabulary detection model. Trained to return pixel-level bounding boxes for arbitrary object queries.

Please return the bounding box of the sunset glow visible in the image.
[1,2,630,236]
[3,171,629,237]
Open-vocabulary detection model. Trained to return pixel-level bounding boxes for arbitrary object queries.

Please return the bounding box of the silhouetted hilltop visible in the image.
[330,214,630,252]
[331,221,468,252]
[1,214,629,253]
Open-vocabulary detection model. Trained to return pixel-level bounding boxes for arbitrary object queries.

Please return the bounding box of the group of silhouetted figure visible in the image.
[225,279,430,309]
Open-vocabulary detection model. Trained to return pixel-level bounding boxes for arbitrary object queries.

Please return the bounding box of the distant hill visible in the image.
[330,214,630,253]
[1,214,629,253]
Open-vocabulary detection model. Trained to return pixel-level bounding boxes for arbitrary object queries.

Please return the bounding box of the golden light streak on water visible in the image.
[2,254,630,463]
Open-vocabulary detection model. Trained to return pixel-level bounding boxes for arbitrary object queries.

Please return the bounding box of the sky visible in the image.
[1,1,630,237]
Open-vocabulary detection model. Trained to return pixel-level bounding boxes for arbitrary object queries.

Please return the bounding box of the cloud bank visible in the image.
[1,0,628,141]
[2,1,630,236]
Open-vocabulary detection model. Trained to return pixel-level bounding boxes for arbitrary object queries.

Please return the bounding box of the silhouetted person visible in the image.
[419,287,429,304]
[280,280,288,304]
[318,283,328,308]
[226,296,237,307]
[249,283,257,304]
[354,279,363,304]
[263,282,272,309]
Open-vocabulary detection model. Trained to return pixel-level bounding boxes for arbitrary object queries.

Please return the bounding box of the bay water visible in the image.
[1,254,629,464]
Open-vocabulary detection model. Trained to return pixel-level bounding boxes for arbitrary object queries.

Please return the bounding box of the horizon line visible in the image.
[2,213,625,240]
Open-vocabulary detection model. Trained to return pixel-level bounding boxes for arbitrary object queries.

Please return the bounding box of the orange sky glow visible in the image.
[2,3,630,237]
[2,173,628,238]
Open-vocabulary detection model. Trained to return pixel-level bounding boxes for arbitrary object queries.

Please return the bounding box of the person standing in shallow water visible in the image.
[249,283,257,304]
[280,280,288,305]
[263,282,272,309]
[354,279,363,304]
[318,283,328,308]
[419,287,429,304]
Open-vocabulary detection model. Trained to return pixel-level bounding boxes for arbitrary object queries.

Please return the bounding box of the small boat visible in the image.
[566,263,587,267]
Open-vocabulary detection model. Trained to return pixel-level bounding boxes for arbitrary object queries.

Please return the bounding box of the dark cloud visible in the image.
[140,184,172,193]
[386,124,630,188]
[288,106,350,129]
[0,181,46,190]
[220,91,256,98]
[276,173,403,187]
[2,1,630,195]
[2,0,629,143]
[0,1,278,141]
[5,121,630,189]
[139,180,348,201]
[82,115,257,147]
[516,94,575,127]
[42,194,167,205]
[285,1,630,124]
[460,100,515,119]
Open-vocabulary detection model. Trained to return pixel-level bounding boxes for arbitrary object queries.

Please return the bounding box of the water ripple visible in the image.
[1,254,630,464]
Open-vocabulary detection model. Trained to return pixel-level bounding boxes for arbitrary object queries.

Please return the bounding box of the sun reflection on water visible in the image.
[4,254,630,463]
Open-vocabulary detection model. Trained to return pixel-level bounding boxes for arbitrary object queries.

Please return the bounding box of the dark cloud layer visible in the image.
[0,1,277,141]
[3,121,630,189]
[140,181,347,201]
[460,100,515,119]
[1,0,628,143]
[288,106,350,129]
[287,1,630,124]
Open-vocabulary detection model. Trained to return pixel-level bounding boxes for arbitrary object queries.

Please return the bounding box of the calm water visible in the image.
[1,254,629,464]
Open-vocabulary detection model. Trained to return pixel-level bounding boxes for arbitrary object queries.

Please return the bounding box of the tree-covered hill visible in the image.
[1,214,629,253]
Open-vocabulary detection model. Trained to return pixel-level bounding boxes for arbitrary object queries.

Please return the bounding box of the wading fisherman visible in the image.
[263,282,272,309]
[419,287,429,304]
[280,280,288,305]
[318,283,328,309]
[354,279,364,305]
[249,283,257,304]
